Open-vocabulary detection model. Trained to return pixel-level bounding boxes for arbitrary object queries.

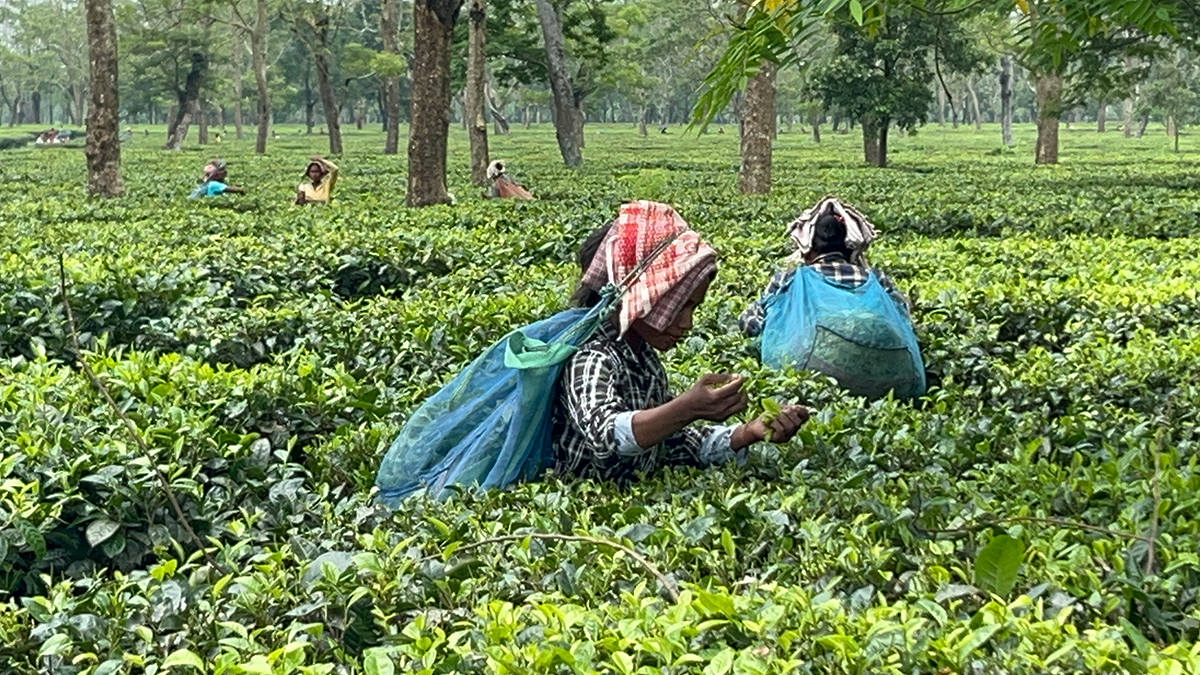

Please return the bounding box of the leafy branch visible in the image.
[912,506,1156,542]
[58,254,215,567]
[429,532,681,603]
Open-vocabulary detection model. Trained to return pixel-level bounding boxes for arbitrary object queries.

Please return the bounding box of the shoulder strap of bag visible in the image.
[614,231,681,294]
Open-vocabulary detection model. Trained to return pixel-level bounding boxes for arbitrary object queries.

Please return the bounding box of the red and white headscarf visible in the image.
[582,201,717,337]
[786,196,878,266]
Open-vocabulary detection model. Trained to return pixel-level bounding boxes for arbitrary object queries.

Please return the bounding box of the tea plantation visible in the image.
[2,123,1200,674]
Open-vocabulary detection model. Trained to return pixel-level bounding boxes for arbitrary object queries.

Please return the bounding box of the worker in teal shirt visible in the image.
[189,159,245,199]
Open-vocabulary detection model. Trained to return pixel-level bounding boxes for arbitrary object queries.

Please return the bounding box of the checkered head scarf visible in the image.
[786,196,878,266]
[582,201,717,337]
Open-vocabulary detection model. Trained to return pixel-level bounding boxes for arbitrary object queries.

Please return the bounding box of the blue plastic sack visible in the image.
[760,266,926,400]
[375,300,612,506]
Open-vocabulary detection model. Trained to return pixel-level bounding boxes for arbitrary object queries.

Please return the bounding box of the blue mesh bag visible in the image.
[375,235,677,506]
[760,266,925,400]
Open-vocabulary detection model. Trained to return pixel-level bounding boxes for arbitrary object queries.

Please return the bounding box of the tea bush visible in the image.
[2,124,1200,674]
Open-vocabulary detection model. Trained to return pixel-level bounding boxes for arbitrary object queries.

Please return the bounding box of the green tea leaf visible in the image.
[974,535,1024,598]
[957,623,1002,663]
[363,648,395,675]
[86,518,121,547]
[161,648,205,671]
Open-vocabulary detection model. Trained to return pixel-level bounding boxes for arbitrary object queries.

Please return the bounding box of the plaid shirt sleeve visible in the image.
[873,268,913,312]
[560,347,655,465]
[663,425,740,467]
[739,268,795,337]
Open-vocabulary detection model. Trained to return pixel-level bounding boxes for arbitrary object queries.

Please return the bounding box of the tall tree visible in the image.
[1007,1,1171,164]
[999,55,1014,146]
[533,0,583,166]
[222,0,272,153]
[381,0,401,154]
[231,26,246,140]
[466,0,490,185]
[407,0,464,206]
[250,0,270,154]
[738,61,775,194]
[295,2,344,155]
[84,0,123,196]
[164,52,207,149]
[1140,49,1200,153]
[814,8,984,167]
[691,0,1184,166]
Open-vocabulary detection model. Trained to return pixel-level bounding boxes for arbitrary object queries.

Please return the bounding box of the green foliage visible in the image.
[3,126,1200,672]
[974,535,1024,598]
[812,6,986,159]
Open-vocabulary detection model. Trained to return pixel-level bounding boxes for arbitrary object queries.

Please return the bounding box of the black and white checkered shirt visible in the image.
[739,252,909,337]
[553,319,737,482]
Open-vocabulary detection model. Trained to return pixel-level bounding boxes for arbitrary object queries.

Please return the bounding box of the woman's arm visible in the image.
[630,374,746,448]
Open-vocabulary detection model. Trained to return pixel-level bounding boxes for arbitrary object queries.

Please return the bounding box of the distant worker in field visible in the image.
[739,196,925,400]
[295,156,338,205]
[188,159,244,199]
[553,201,810,482]
[486,160,533,200]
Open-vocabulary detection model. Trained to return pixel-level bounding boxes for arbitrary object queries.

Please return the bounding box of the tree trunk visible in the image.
[810,109,821,143]
[1123,97,1134,138]
[966,77,982,131]
[31,91,41,125]
[576,104,584,147]
[251,0,270,154]
[1034,72,1062,164]
[84,0,123,197]
[304,65,315,134]
[862,114,887,167]
[198,97,208,144]
[465,0,489,186]
[738,61,776,195]
[1166,115,1176,139]
[232,27,245,140]
[6,94,18,128]
[164,52,207,150]
[491,105,508,135]
[1137,113,1149,138]
[407,0,462,206]
[1097,100,1106,132]
[1174,121,1179,153]
[486,83,510,134]
[1000,56,1014,147]
[936,86,946,126]
[533,0,582,166]
[638,106,647,136]
[313,50,342,154]
[524,105,531,128]
[381,0,401,154]
[74,86,86,125]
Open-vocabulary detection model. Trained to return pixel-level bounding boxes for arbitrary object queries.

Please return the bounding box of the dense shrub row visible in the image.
[2,126,1199,673]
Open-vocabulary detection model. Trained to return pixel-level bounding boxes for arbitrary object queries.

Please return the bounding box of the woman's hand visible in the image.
[763,404,809,443]
[731,404,810,450]
[676,374,748,423]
